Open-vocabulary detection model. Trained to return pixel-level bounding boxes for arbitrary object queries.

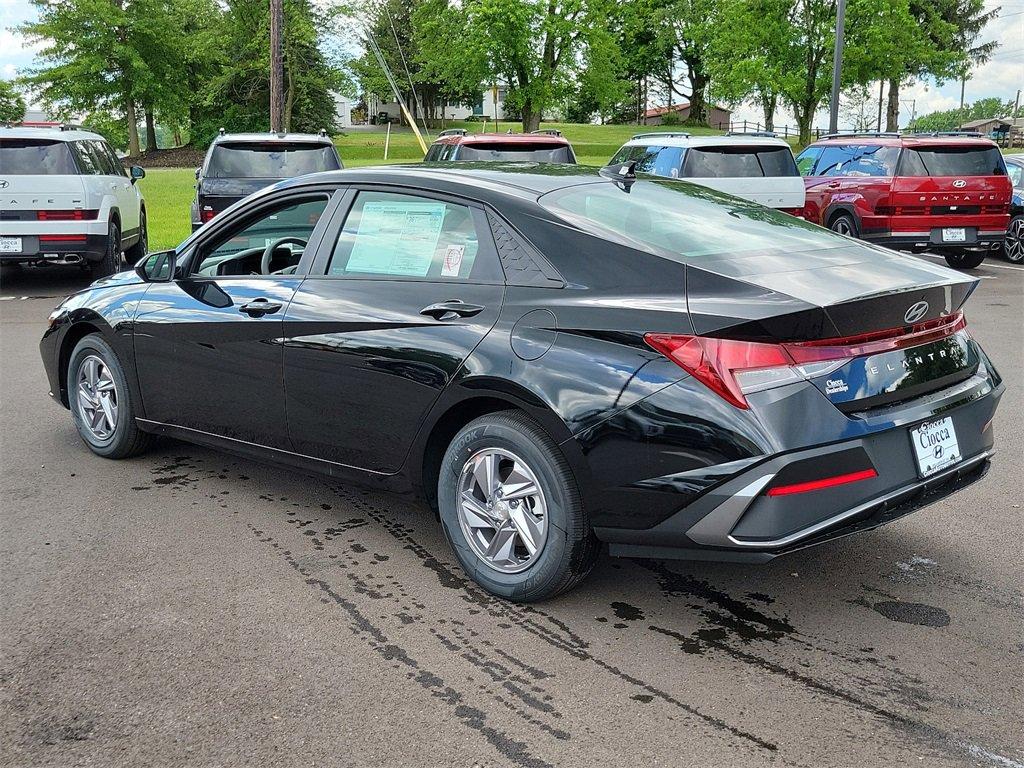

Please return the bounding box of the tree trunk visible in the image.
[125,98,140,156]
[144,108,157,152]
[283,67,295,132]
[885,78,900,132]
[688,69,708,125]
[760,90,777,132]
[795,105,813,146]
[521,102,541,133]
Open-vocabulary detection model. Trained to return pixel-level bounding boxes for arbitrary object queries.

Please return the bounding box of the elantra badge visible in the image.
[905,300,930,324]
[952,179,967,188]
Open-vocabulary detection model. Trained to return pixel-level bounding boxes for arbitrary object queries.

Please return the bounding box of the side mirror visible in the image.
[135,249,176,283]
[130,165,146,183]
[194,167,201,180]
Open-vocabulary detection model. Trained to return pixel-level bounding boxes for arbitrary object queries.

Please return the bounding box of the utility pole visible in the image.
[828,0,847,133]
[269,0,284,133]
[876,81,884,132]
[958,69,967,130]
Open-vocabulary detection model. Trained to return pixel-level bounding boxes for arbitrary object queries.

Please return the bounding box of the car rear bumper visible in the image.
[861,228,1005,253]
[586,364,1002,561]
[0,233,109,263]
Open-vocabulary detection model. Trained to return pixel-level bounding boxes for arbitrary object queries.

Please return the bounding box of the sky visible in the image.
[1,0,1022,128]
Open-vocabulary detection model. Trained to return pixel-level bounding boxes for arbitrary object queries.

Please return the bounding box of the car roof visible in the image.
[0,126,105,142]
[808,134,1000,148]
[212,132,334,145]
[622,133,792,149]
[431,132,571,146]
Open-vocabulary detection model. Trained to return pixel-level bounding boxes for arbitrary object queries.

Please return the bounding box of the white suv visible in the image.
[607,132,806,211]
[0,126,147,277]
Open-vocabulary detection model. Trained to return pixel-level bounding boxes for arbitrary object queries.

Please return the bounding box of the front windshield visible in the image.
[207,142,340,178]
[539,179,853,262]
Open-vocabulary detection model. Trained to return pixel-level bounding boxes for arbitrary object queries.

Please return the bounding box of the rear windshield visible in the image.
[540,180,851,262]
[899,146,1005,177]
[456,144,574,163]
[0,139,78,175]
[683,146,799,178]
[206,142,341,178]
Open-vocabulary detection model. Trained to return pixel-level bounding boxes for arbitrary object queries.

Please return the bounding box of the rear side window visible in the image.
[455,143,573,162]
[682,146,799,178]
[1007,162,1022,187]
[206,142,341,178]
[0,139,78,174]
[329,191,493,281]
[609,145,685,177]
[815,145,899,177]
[898,146,1006,177]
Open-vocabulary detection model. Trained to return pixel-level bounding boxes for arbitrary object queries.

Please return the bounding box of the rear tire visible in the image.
[438,411,599,602]
[1003,214,1024,263]
[124,210,148,264]
[943,251,986,269]
[829,212,859,239]
[90,221,122,279]
[67,334,153,458]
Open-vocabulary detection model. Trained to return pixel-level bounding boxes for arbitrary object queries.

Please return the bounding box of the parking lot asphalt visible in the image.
[1,258,1022,768]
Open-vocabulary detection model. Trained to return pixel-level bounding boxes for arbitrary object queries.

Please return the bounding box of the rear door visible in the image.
[133,191,336,448]
[282,187,505,473]
[681,145,805,209]
[802,143,898,225]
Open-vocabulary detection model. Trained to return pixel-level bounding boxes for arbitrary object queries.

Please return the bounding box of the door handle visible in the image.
[238,298,282,317]
[419,299,485,321]
[826,181,841,188]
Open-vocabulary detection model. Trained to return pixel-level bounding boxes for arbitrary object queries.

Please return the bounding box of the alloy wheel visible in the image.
[831,217,853,236]
[76,355,118,440]
[1006,217,1024,263]
[457,448,549,574]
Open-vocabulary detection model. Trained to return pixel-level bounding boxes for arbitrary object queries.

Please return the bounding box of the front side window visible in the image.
[206,142,341,178]
[193,196,329,276]
[328,191,486,280]
[0,139,78,174]
[898,146,1006,177]
[540,180,856,263]
[815,144,899,177]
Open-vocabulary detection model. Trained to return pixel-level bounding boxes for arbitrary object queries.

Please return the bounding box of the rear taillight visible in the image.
[201,207,216,222]
[766,468,878,497]
[37,209,98,221]
[645,312,967,409]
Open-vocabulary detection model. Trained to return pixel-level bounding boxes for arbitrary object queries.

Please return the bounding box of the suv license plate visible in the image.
[942,228,967,243]
[0,237,22,253]
[911,417,962,478]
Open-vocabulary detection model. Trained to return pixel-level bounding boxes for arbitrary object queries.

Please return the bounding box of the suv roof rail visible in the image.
[59,123,85,131]
[530,129,562,136]
[630,131,691,141]
[218,127,226,136]
[318,128,328,137]
[438,128,468,137]
[819,131,901,140]
[725,130,778,137]
[908,130,983,137]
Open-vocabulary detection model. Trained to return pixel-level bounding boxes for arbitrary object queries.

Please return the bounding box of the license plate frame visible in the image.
[910,417,962,478]
[941,227,967,243]
[0,237,23,254]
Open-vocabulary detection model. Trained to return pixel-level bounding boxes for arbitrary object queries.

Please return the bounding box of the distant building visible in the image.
[643,102,732,128]
[367,84,514,124]
[960,117,1004,134]
[331,92,353,128]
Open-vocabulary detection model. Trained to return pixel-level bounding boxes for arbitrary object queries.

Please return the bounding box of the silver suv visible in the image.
[0,126,147,277]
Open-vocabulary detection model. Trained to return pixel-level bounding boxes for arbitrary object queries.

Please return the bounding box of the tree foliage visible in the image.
[0,80,27,123]
[912,97,1022,133]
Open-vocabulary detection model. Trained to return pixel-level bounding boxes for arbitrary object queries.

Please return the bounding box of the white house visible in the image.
[368,84,511,124]
[331,92,353,128]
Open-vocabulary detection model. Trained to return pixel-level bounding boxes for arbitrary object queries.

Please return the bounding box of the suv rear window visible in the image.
[898,146,1006,177]
[456,143,573,162]
[206,142,341,178]
[683,146,798,178]
[0,139,78,175]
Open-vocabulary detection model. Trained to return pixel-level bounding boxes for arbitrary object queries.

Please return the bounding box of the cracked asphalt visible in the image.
[1,257,1022,768]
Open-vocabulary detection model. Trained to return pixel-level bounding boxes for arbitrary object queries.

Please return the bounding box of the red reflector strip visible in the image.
[37,209,97,221]
[766,468,878,497]
[39,234,87,242]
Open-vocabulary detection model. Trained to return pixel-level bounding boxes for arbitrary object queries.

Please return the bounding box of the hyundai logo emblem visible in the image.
[0,180,8,189]
[952,179,967,188]
[905,300,930,324]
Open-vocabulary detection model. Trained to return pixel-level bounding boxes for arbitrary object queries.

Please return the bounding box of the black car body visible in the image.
[1003,154,1023,262]
[43,164,1003,600]
[191,131,342,230]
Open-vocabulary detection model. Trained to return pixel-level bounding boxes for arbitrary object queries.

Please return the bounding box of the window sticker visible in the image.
[346,201,446,277]
[441,244,465,277]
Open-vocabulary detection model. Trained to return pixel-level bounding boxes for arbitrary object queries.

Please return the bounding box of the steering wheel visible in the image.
[261,237,308,275]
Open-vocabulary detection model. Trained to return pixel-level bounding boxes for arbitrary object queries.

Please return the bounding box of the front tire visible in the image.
[1003,214,1024,263]
[943,251,986,269]
[438,411,598,602]
[90,221,123,279]
[67,334,152,458]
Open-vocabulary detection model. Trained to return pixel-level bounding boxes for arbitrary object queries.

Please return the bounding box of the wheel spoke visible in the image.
[95,375,115,393]
[98,394,116,430]
[485,524,517,563]
[84,357,99,389]
[78,383,98,407]
[472,452,498,498]
[460,492,497,529]
[509,506,543,556]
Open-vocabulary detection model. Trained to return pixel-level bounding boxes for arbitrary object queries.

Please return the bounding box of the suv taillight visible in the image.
[201,207,216,222]
[37,209,98,221]
[644,312,967,409]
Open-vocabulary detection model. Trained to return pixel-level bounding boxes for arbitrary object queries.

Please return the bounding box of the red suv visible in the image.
[424,129,576,163]
[796,133,1011,268]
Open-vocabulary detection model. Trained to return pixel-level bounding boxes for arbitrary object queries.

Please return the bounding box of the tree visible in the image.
[0,80,26,123]
[415,0,623,132]
[655,0,719,125]
[912,97,1020,133]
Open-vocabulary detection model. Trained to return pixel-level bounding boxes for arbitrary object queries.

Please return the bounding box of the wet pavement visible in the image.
[1,260,1022,767]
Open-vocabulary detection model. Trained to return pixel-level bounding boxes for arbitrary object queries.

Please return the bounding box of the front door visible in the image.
[283,189,505,473]
[133,193,334,448]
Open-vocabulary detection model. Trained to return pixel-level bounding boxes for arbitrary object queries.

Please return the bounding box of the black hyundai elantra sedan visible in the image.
[41,164,1003,601]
